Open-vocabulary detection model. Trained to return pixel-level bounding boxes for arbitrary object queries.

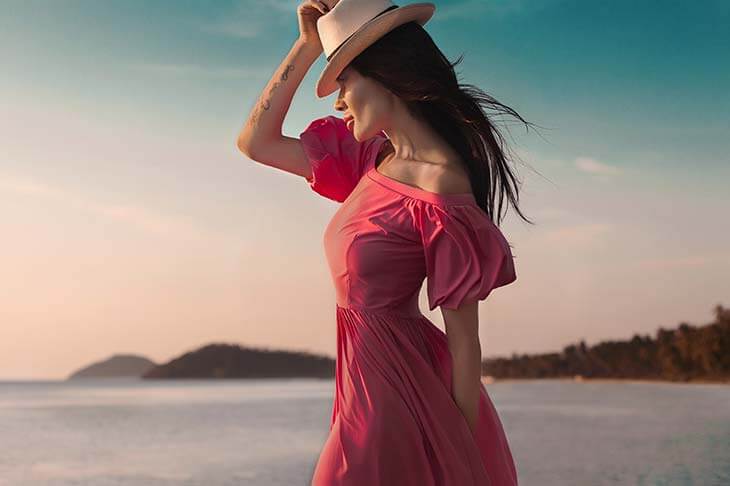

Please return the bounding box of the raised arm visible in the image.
[236,1,333,179]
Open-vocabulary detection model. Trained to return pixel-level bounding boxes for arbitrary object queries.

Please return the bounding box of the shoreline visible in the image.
[481,375,730,385]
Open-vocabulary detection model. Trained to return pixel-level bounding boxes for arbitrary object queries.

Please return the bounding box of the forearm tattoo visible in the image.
[247,64,296,129]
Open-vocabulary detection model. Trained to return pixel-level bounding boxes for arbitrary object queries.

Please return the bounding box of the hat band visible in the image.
[325,4,400,62]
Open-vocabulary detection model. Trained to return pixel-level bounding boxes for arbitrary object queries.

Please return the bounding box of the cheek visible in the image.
[361,98,389,133]
[350,85,387,135]
[352,89,377,120]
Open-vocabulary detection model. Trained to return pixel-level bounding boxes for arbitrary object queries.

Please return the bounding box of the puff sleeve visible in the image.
[415,203,517,311]
[299,115,388,202]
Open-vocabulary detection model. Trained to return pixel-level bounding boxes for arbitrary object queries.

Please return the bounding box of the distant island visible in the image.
[67,354,156,379]
[483,304,730,383]
[68,304,729,384]
[142,343,335,379]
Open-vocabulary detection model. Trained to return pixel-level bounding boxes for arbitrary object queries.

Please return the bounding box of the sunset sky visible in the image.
[2,0,728,380]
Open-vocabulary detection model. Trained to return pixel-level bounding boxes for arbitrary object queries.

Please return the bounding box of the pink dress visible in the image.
[300,115,519,485]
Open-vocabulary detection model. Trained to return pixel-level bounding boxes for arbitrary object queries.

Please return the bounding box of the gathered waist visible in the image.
[336,301,424,319]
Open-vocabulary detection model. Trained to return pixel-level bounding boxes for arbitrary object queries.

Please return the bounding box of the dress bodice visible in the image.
[300,115,517,315]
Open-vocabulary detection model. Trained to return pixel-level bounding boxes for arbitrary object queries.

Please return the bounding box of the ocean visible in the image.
[1,378,728,485]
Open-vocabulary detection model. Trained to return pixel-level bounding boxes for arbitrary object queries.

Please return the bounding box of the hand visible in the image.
[297,0,337,52]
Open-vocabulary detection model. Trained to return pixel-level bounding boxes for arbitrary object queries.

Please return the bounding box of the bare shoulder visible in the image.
[377,141,473,195]
[426,162,473,194]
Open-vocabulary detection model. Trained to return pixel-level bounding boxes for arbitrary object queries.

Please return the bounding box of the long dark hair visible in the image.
[349,21,540,226]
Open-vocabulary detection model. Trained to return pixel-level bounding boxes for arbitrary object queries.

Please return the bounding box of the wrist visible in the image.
[295,37,323,57]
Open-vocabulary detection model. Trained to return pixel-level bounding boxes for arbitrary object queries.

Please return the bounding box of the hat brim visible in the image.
[315,3,435,98]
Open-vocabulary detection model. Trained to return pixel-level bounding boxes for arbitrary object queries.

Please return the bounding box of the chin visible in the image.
[352,124,373,142]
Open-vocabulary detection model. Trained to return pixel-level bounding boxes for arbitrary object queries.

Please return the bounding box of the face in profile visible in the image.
[334,65,394,142]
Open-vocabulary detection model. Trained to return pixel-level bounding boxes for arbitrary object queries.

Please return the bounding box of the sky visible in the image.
[1,0,728,380]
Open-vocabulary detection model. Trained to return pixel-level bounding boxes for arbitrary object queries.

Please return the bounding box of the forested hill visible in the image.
[68,354,156,379]
[483,304,730,383]
[142,343,334,379]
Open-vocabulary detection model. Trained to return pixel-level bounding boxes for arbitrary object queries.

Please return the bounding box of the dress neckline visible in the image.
[367,137,477,205]
[367,166,477,206]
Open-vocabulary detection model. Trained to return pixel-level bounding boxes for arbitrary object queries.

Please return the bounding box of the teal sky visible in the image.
[1,0,728,379]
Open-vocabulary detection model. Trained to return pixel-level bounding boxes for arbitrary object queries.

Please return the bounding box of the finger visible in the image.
[316,0,330,13]
[302,0,325,15]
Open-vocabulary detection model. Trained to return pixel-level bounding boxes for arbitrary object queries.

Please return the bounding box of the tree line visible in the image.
[483,304,730,382]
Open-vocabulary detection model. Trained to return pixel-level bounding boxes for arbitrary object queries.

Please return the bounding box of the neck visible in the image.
[380,105,456,167]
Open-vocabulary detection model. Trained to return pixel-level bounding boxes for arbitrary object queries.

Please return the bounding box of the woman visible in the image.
[237,1,535,484]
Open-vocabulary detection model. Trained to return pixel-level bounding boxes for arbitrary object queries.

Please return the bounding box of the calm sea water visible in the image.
[1,378,728,485]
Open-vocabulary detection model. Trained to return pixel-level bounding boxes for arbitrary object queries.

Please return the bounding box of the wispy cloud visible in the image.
[0,173,210,240]
[636,255,713,270]
[430,0,490,22]
[127,62,265,79]
[203,0,566,36]
[530,206,576,222]
[575,157,623,176]
[542,222,613,246]
[431,0,566,22]
[200,0,296,39]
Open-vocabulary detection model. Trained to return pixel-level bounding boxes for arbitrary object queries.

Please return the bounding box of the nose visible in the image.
[334,96,345,113]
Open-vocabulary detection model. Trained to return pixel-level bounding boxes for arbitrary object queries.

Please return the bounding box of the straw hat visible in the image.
[315,0,436,98]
